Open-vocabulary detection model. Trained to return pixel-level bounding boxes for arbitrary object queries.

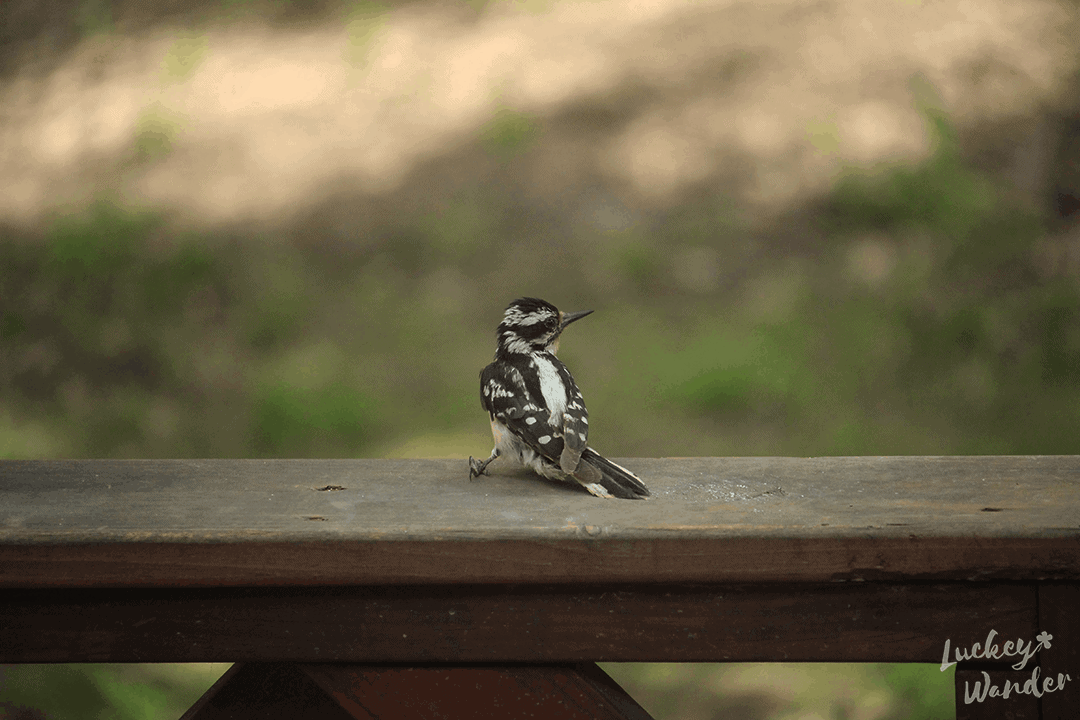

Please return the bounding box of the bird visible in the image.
[469,297,650,499]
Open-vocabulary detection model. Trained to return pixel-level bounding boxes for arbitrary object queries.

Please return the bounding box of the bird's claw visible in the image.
[468,456,487,480]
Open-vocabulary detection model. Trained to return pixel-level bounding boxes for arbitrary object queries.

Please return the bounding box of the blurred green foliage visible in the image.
[885,664,956,720]
[0,664,228,720]
[813,113,1078,453]
[1,114,1077,461]
[252,380,375,455]
[1,202,221,458]
[481,107,542,159]
[2,108,1077,718]
[162,34,207,82]
[345,1,389,65]
[602,663,954,720]
[825,116,996,239]
[132,110,179,165]
[74,0,113,37]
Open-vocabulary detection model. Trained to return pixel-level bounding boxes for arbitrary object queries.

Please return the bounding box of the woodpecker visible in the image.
[469,297,650,499]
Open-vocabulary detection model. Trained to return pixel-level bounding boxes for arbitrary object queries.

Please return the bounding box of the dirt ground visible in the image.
[1,0,1077,235]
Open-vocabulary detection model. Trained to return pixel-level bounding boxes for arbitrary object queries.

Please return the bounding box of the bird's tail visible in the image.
[574,448,650,499]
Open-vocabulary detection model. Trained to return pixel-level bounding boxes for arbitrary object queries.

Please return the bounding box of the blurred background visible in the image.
[1,0,1078,716]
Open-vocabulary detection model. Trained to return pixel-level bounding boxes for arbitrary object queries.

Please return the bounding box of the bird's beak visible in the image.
[560,309,593,330]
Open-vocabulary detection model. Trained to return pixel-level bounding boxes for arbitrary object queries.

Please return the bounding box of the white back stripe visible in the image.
[532,354,567,425]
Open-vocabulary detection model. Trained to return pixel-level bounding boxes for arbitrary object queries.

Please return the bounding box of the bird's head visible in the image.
[495,297,592,357]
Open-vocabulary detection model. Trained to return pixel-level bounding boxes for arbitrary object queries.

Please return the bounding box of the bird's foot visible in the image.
[468,456,488,480]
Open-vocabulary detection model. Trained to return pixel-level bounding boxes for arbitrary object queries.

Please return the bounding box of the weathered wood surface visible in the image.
[1,457,1078,586]
[1038,584,1080,719]
[0,582,1037,663]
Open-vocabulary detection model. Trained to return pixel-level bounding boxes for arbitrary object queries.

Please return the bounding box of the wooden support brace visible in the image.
[180,663,654,720]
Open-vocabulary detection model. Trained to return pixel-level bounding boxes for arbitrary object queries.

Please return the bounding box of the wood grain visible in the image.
[4,457,1075,716]
[1038,584,1080,720]
[0,582,1036,664]
[2,457,1078,587]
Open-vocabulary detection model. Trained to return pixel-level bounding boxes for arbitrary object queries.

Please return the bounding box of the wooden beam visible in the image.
[0,582,1036,664]
[3,536,1076,587]
[2,457,1078,587]
[1038,583,1080,720]
[3,458,1076,715]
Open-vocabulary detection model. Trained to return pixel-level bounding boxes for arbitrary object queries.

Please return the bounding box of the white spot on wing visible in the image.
[525,417,537,425]
[489,383,513,399]
[538,435,551,444]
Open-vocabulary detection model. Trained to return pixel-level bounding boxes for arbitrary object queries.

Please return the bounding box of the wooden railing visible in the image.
[2,457,1078,719]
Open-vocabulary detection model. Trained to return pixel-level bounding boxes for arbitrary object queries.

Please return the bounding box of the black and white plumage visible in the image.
[469,297,649,500]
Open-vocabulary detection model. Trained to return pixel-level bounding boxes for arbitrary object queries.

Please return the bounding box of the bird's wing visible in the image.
[480,361,568,466]
[551,360,589,473]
